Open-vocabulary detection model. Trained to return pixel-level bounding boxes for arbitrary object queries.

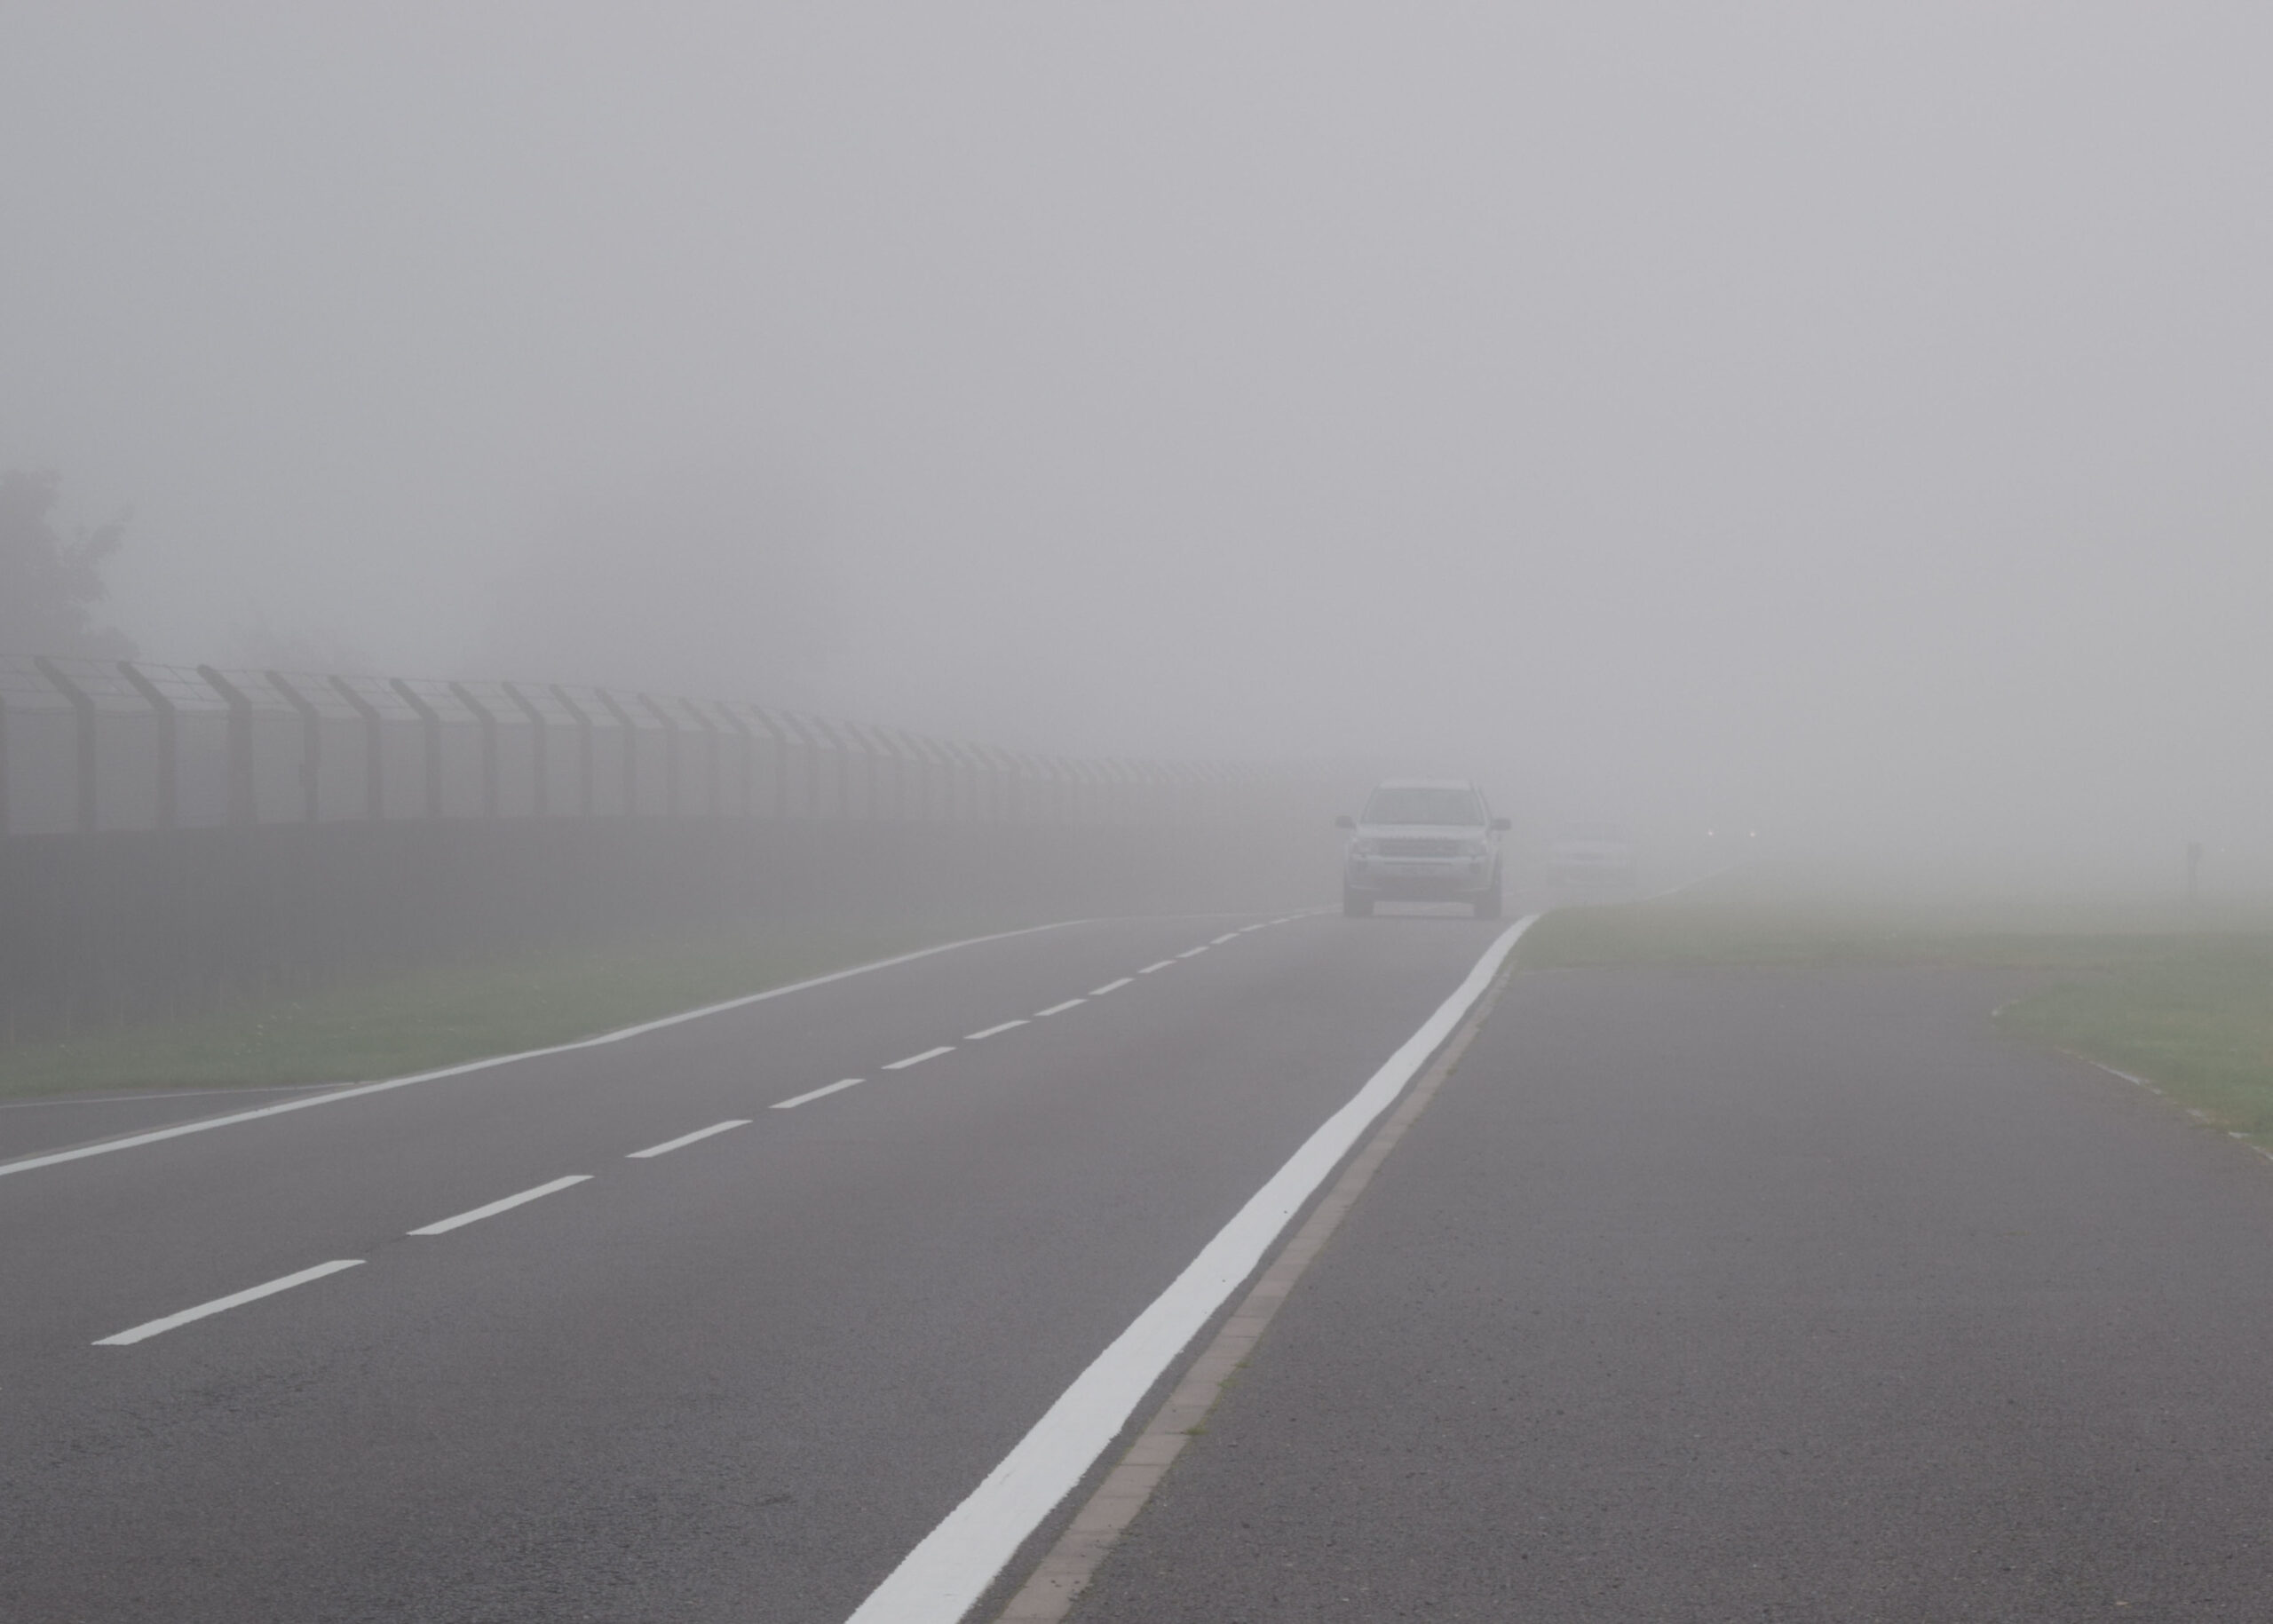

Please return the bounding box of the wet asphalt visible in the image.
[1070,963,2273,1622]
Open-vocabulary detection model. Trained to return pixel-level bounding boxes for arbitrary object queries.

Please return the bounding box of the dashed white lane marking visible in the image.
[1089,978,1132,995]
[628,1120,750,1159]
[772,1078,864,1110]
[883,1046,955,1072]
[1136,961,1176,975]
[1,918,1099,1184]
[408,1175,591,1236]
[1209,932,1239,946]
[1174,946,1210,960]
[1034,1000,1086,1018]
[966,1020,1029,1041]
[842,913,1541,1624]
[95,1259,365,1345]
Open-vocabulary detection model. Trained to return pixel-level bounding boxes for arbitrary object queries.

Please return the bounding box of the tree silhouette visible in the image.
[0,468,134,658]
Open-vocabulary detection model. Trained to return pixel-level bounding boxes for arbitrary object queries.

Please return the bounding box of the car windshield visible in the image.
[1363,786,1483,826]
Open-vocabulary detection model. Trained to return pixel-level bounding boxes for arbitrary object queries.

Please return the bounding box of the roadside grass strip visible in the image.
[94,1260,365,1346]
[883,1046,955,1072]
[772,1079,863,1110]
[0,919,1093,1183]
[841,913,1540,1624]
[628,1121,750,1159]
[408,1175,591,1236]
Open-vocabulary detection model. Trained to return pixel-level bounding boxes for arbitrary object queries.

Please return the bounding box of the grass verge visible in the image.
[0,918,1007,1101]
[1514,871,2273,1143]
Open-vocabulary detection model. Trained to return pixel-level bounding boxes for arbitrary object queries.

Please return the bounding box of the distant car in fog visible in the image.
[1337,778,1509,918]
[1548,820,1637,893]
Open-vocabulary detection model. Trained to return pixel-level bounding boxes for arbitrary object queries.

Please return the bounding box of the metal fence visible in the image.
[0,654,1320,838]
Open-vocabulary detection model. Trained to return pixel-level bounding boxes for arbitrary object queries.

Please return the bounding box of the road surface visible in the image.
[1,907,1506,1621]
[1067,963,2273,1621]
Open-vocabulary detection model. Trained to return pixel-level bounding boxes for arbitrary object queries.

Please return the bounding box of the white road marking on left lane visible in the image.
[1089,978,1132,995]
[408,1175,591,1236]
[883,1046,955,1072]
[628,1121,750,1159]
[95,1260,365,1346]
[773,1079,864,1110]
[1034,1000,1086,1018]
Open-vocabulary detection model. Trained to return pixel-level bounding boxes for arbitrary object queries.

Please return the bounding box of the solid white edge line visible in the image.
[1088,978,1132,995]
[966,1020,1029,1041]
[840,911,1541,1624]
[627,1120,752,1159]
[772,1078,864,1110]
[883,1046,954,1072]
[1136,961,1176,975]
[1034,999,1086,1018]
[0,918,1100,1183]
[94,1259,365,1345]
[407,1174,592,1236]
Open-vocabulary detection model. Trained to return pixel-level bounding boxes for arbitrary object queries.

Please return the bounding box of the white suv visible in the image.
[1337,778,1509,918]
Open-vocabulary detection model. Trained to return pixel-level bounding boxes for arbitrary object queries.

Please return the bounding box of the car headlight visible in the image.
[1350,838,1378,857]
[1462,838,1488,857]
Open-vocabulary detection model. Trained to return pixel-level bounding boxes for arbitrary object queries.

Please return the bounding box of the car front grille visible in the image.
[1378,836,1462,857]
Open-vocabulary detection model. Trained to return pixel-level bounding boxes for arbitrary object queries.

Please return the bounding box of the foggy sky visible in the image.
[3,6,2268,874]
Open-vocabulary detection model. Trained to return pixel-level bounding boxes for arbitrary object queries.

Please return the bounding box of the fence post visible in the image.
[33,658,97,832]
[331,677,384,818]
[595,689,638,814]
[686,701,723,818]
[389,679,443,820]
[266,672,321,821]
[637,694,680,818]
[503,684,550,817]
[117,663,178,828]
[550,686,595,817]
[198,665,257,826]
[447,682,499,818]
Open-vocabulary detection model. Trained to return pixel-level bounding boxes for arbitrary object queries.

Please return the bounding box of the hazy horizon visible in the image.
[4,5,2267,877]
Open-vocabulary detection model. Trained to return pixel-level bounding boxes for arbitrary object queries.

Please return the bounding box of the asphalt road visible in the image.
[1069,963,2273,1622]
[0,906,1509,1622]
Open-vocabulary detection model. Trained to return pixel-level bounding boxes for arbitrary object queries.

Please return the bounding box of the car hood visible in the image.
[1354,823,1490,839]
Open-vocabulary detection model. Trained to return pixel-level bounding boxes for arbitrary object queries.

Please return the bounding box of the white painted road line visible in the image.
[883,1046,955,1072]
[627,1120,751,1159]
[772,1078,864,1110]
[1089,978,1133,996]
[1034,999,1086,1018]
[94,1259,365,1346]
[1175,946,1210,959]
[1209,932,1239,945]
[408,1175,591,1236]
[966,1020,1029,1041]
[1136,961,1176,975]
[0,918,1098,1184]
[841,913,1541,1624]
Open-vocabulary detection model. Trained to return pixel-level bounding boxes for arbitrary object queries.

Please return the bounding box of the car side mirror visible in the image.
[1334,814,1356,829]
[1490,817,1511,832]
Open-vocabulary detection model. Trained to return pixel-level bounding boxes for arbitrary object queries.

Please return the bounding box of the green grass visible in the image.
[1998,940,2273,1139]
[0,919,1001,1101]
[1514,868,2273,1142]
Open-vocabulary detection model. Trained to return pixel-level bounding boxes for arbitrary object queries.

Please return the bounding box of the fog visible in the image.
[4,5,2267,880]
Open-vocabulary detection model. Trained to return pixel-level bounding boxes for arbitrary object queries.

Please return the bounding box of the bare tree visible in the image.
[0,468,134,658]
